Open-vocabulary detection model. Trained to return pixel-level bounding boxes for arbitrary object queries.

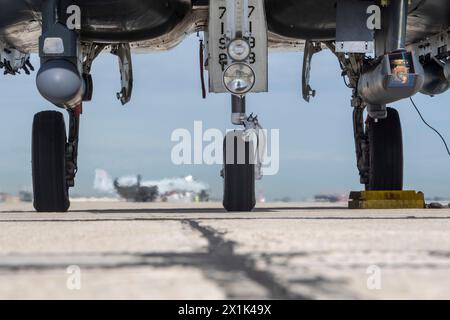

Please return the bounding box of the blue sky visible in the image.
[1,35,449,200]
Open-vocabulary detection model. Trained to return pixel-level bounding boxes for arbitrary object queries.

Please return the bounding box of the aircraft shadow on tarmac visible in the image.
[3,206,450,221]
[73,207,348,214]
[0,206,344,214]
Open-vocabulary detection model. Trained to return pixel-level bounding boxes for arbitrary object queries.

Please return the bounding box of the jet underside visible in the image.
[0,0,449,53]
[1,0,449,213]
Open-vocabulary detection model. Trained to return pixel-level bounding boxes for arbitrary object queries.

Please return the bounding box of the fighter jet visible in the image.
[1,0,449,212]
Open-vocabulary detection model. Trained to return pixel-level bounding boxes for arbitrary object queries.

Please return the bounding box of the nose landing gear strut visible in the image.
[222,95,265,212]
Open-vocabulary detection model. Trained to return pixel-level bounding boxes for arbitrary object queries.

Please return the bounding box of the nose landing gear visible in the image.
[222,130,256,212]
[222,95,265,212]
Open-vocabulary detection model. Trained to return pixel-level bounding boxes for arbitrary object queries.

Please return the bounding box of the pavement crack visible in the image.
[184,219,308,299]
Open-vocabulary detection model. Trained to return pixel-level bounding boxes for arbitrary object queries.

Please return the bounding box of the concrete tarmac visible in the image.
[1,201,450,299]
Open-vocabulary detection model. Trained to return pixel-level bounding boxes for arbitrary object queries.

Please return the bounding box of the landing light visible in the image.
[43,37,65,55]
[228,39,251,62]
[223,63,255,95]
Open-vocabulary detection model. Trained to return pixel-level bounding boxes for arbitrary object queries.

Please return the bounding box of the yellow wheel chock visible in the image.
[348,190,425,209]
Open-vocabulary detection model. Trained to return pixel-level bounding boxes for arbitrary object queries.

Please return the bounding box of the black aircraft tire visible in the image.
[222,131,256,212]
[366,107,403,191]
[32,111,70,212]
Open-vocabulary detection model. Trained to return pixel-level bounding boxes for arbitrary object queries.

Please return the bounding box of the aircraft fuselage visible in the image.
[0,0,448,52]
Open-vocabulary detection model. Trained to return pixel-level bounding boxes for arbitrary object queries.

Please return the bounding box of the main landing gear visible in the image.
[32,0,134,212]
[328,0,423,193]
[32,105,81,212]
[353,106,403,191]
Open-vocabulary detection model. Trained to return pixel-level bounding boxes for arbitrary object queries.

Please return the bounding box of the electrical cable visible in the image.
[410,97,450,157]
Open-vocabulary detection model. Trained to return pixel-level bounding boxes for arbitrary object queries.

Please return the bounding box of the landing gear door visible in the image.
[335,0,375,53]
[207,0,268,93]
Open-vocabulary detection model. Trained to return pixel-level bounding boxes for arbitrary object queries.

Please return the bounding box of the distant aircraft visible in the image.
[314,194,348,203]
[1,1,449,211]
[94,169,209,203]
[113,175,159,203]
